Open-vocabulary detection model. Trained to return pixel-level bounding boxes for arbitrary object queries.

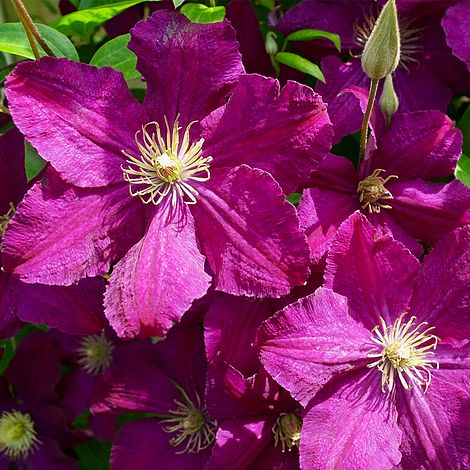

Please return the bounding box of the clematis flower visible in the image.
[256,213,470,469]
[3,11,332,339]
[299,107,470,260]
[442,0,470,72]
[0,332,87,469]
[276,0,470,142]
[91,317,217,469]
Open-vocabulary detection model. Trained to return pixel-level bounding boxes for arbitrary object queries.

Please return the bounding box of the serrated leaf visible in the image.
[0,23,79,60]
[90,33,140,80]
[52,0,161,40]
[286,29,341,52]
[25,141,46,181]
[455,154,470,187]
[275,52,325,82]
[181,3,225,23]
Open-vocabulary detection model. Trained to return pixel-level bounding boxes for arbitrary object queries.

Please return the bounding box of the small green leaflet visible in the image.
[25,141,47,182]
[0,23,78,61]
[180,4,226,24]
[286,29,341,52]
[52,0,161,40]
[275,52,325,82]
[90,34,141,80]
[455,154,470,187]
[172,0,185,7]
[286,192,302,206]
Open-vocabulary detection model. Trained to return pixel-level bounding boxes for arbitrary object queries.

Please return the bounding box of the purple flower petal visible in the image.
[325,212,420,329]
[6,58,146,188]
[0,272,22,339]
[301,369,402,470]
[129,11,243,128]
[27,437,77,470]
[192,165,310,297]
[104,207,211,339]
[201,75,332,193]
[409,225,470,342]
[369,111,462,180]
[2,169,144,285]
[397,370,470,469]
[442,0,470,72]
[255,287,371,406]
[389,179,470,245]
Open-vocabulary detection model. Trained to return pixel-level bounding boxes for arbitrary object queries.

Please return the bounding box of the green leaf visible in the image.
[172,0,185,7]
[455,154,470,187]
[180,3,226,23]
[0,23,79,61]
[286,29,341,52]
[25,141,47,181]
[286,192,301,206]
[79,0,134,8]
[275,52,325,82]
[75,440,111,470]
[51,0,160,40]
[457,105,470,156]
[90,33,140,80]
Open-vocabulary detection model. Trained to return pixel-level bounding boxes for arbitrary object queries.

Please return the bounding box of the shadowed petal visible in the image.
[201,75,332,193]
[255,287,371,406]
[2,170,145,285]
[443,0,470,71]
[105,206,211,339]
[129,11,243,128]
[5,57,146,188]
[192,166,310,297]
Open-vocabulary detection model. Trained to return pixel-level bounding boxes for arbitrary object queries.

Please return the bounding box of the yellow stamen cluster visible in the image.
[0,411,40,460]
[357,169,398,213]
[121,116,212,207]
[368,313,439,393]
[76,332,115,375]
[273,413,302,452]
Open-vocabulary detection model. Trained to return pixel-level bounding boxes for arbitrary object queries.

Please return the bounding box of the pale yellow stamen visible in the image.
[273,413,302,452]
[357,169,398,213]
[121,116,212,207]
[0,411,40,460]
[367,313,439,393]
[76,332,115,375]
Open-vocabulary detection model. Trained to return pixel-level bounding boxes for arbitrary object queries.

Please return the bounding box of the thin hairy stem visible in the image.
[359,78,379,165]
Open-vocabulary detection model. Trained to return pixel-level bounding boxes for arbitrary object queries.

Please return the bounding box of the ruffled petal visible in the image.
[325,212,420,329]
[104,206,211,339]
[255,287,371,406]
[192,166,310,297]
[201,74,332,193]
[129,11,243,127]
[2,170,144,285]
[5,58,146,188]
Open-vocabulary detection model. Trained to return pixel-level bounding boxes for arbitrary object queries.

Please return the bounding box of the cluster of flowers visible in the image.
[0,0,469,468]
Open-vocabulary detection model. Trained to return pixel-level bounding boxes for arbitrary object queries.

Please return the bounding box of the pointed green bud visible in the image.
[361,0,401,80]
[380,74,399,127]
[265,31,278,56]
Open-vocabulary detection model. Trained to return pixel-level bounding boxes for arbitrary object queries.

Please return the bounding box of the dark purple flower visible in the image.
[3,11,332,339]
[91,318,216,468]
[299,107,470,260]
[442,0,470,72]
[0,332,86,469]
[256,213,470,469]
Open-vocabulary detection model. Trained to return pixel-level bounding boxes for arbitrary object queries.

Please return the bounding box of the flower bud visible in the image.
[380,74,399,126]
[361,0,401,80]
[265,31,278,56]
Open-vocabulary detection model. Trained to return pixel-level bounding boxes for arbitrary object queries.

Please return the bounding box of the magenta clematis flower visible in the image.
[91,317,217,469]
[442,0,470,72]
[0,333,87,469]
[276,0,470,142]
[256,213,470,469]
[3,11,332,339]
[299,107,470,260]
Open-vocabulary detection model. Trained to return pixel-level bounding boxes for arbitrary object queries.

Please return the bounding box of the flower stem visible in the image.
[359,78,379,165]
[11,0,56,58]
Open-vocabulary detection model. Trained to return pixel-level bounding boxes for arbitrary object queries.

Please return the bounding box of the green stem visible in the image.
[209,0,216,6]
[359,78,379,165]
[12,0,56,58]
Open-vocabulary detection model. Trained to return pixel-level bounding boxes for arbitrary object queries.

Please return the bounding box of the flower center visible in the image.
[76,332,115,375]
[121,116,212,207]
[161,384,217,454]
[0,411,40,460]
[0,203,15,238]
[273,413,302,452]
[357,169,398,213]
[353,9,424,70]
[367,314,439,393]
